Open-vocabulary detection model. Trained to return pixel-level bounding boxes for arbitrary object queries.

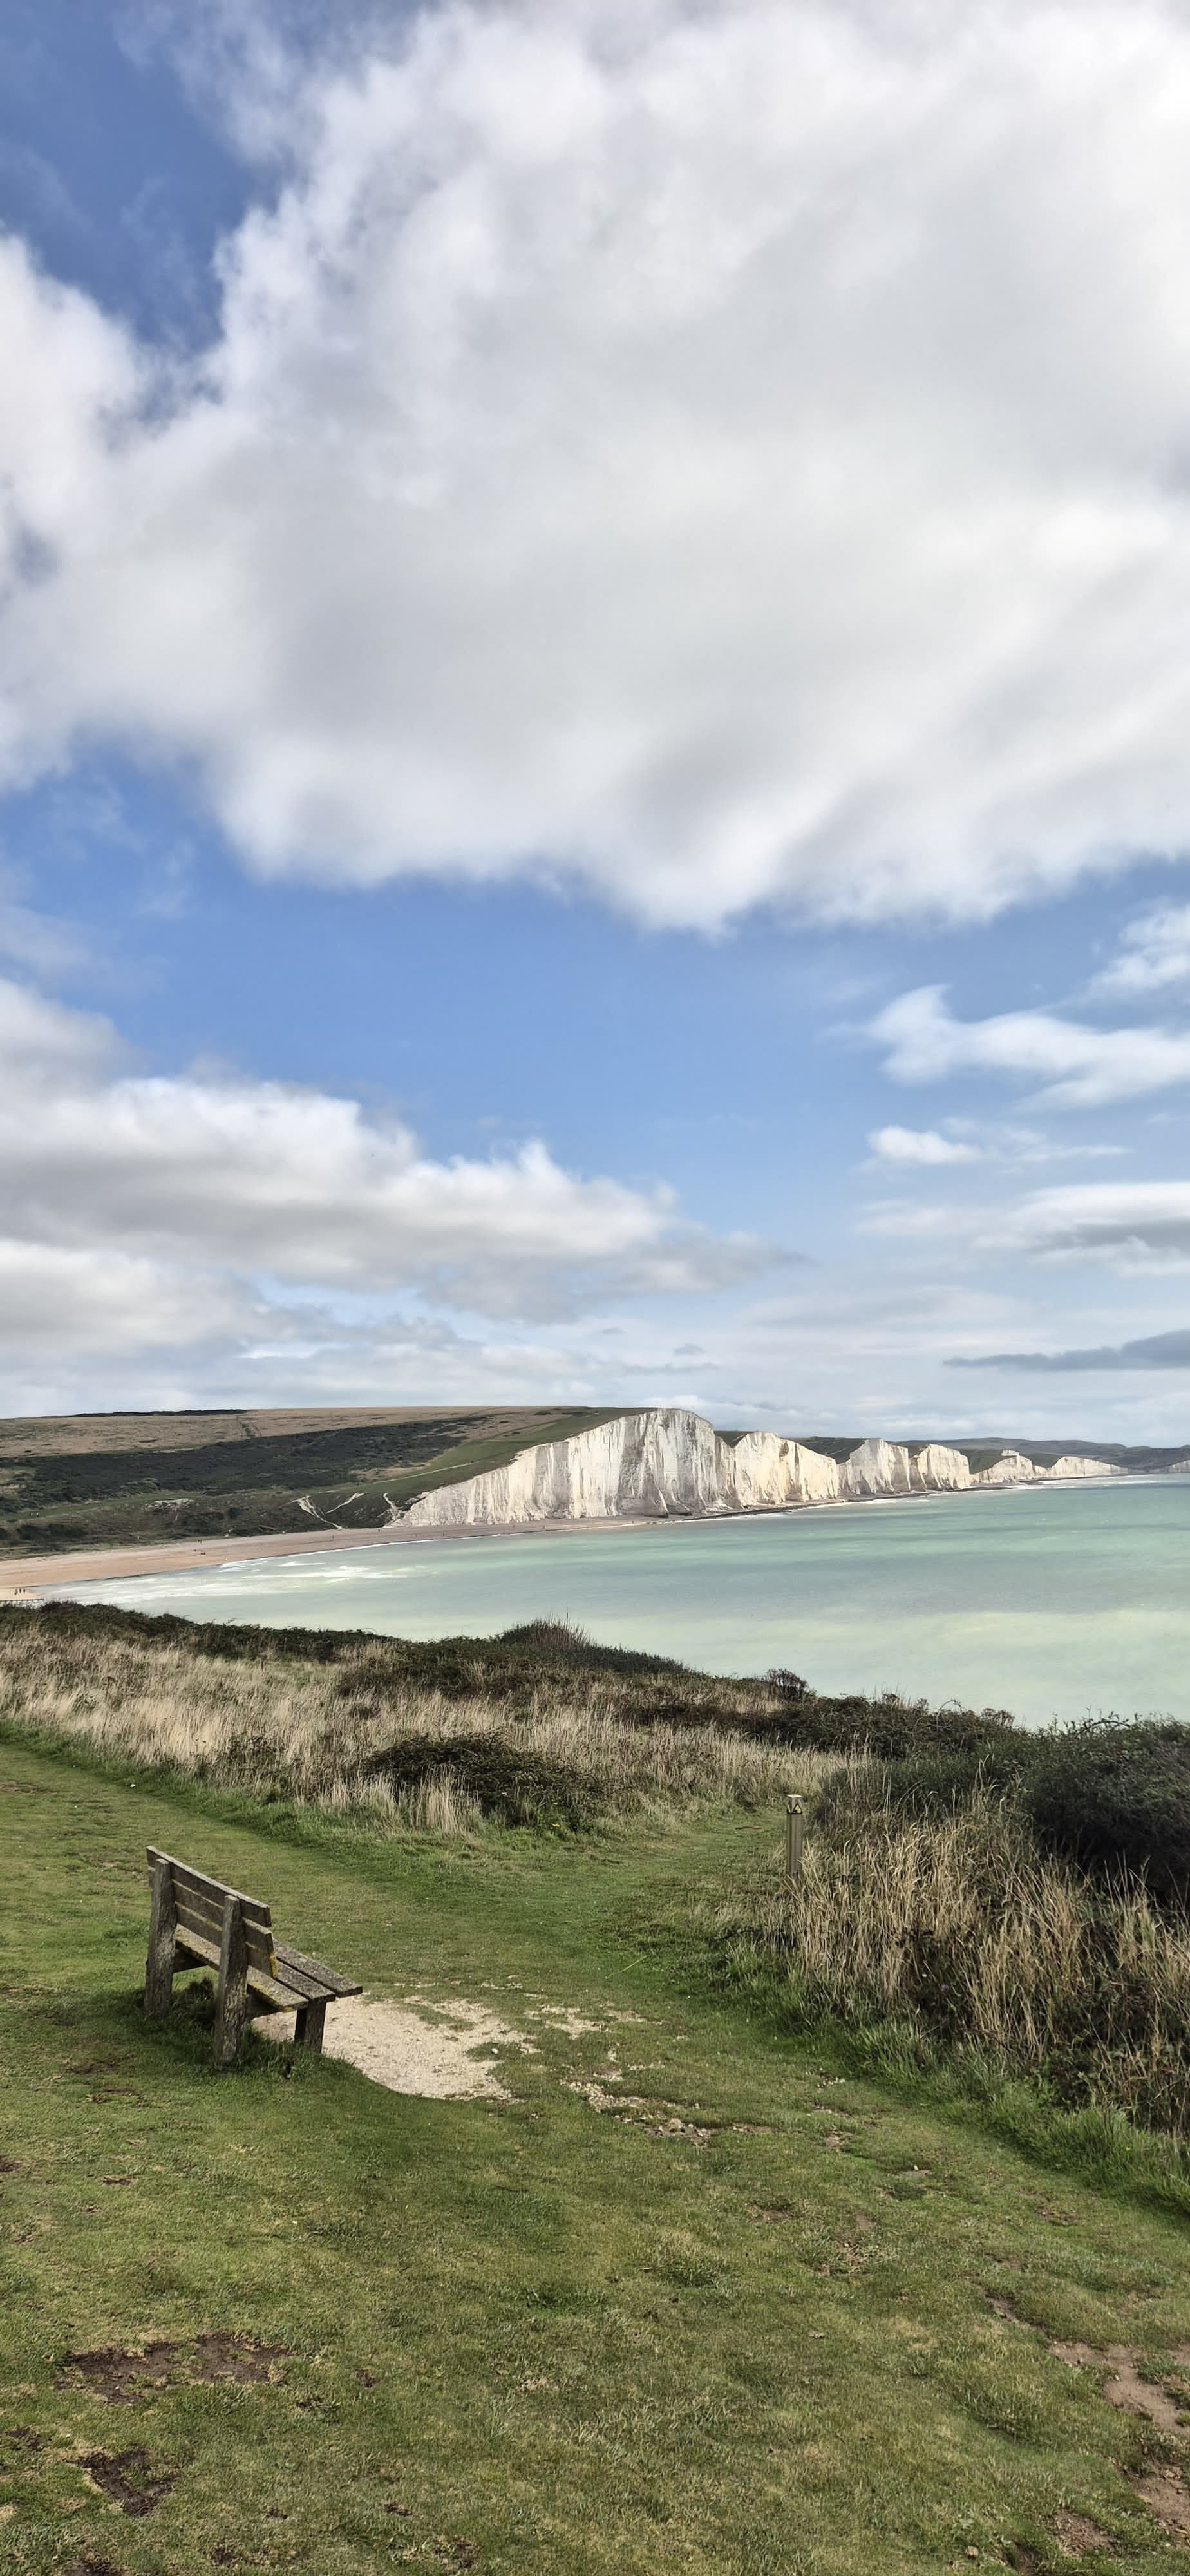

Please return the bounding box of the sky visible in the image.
[5,1,1190,1439]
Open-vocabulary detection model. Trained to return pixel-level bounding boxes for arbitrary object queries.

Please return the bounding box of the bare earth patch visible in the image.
[1133,2468,1190,2535]
[83,2447,174,2516]
[61,2334,288,2405]
[1050,2340,1189,2436]
[254,1994,530,2098]
[1052,2510,1112,2555]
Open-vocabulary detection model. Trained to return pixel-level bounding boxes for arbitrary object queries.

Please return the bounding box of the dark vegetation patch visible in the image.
[363,1735,603,1830]
[1025,1719,1190,1904]
[61,2334,289,2405]
[3,1599,690,1687]
[0,1406,623,1553]
[83,2447,175,2515]
[823,1716,1190,1905]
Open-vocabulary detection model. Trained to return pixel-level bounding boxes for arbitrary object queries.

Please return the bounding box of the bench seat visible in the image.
[145,1847,362,2067]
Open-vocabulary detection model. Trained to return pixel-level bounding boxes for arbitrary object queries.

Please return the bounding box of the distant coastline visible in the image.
[0,1461,1151,1601]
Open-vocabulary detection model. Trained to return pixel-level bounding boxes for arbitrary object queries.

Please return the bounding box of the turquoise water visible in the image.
[52,1475,1190,1727]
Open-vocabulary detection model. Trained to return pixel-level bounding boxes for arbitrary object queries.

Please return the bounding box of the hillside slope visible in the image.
[0,1405,625,1558]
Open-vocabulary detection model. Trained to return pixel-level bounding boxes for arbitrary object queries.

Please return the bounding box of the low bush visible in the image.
[713,1792,1190,2135]
[754,1689,1018,1759]
[1024,1718,1190,1904]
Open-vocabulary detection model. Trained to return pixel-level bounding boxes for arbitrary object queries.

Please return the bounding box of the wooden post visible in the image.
[144,1853,178,2018]
[213,1893,249,2069]
[785,1794,804,1886]
[294,1998,328,2054]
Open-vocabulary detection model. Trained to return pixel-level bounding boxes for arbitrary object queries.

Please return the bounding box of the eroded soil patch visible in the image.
[61,2333,288,2405]
[84,2446,174,2516]
[1052,2510,1111,2556]
[1132,2468,1190,2536]
[1050,2340,1189,2436]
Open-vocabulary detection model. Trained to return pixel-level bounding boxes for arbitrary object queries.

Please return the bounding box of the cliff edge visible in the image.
[400,1411,1120,1528]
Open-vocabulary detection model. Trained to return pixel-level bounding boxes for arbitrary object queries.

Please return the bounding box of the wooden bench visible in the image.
[144,1847,362,2069]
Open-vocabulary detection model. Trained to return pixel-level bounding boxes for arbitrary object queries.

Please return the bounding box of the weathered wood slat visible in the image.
[174,1924,333,2013]
[146,1848,272,1929]
[172,1889,224,1937]
[214,1897,249,2068]
[273,1940,363,1998]
[172,1893,275,1975]
[143,1852,177,2020]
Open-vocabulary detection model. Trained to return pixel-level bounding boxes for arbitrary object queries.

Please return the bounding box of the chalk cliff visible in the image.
[840,1438,914,1498]
[730,1432,841,1508]
[973,1451,1043,1486]
[399,1409,1127,1528]
[402,1409,842,1527]
[971,1451,1119,1486]
[910,1443,972,1492]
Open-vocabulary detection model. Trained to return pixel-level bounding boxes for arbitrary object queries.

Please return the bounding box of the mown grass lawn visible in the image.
[3,1733,1190,2576]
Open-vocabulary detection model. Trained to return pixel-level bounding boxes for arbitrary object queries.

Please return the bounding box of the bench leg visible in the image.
[294,1998,328,2054]
[144,1855,177,2019]
[213,1895,249,2069]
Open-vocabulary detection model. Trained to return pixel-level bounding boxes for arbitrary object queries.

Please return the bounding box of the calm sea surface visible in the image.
[50,1475,1190,1727]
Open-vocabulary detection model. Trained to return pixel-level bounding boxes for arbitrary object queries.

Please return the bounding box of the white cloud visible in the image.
[1091,902,1190,996]
[868,1124,979,1166]
[12,5,1190,922]
[872,985,1190,1107]
[0,1240,238,1354]
[863,1173,1190,1272]
[0,975,774,1384]
[1000,1180,1190,1267]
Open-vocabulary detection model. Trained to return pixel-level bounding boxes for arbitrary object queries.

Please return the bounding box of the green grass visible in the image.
[5,1738,1190,2573]
[0,1406,627,1557]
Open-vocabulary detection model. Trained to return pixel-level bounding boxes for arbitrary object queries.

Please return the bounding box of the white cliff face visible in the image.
[729,1433,841,1508]
[840,1438,914,1498]
[910,1443,972,1492]
[404,1410,732,1527]
[402,1410,842,1526]
[400,1410,1128,1527]
[973,1450,1043,1486]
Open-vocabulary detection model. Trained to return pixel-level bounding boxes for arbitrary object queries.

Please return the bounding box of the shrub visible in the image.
[713,1792,1190,2134]
[759,1690,1017,1759]
[1025,1718,1190,1905]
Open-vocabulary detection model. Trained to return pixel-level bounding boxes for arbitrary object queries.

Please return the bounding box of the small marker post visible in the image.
[785,1792,804,1886]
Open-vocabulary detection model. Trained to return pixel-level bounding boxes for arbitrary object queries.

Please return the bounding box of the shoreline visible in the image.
[0,1471,1148,1600]
[0,1511,664,1598]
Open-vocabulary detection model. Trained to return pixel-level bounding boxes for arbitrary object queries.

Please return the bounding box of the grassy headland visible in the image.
[0,1405,626,1558]
[5,1607,1190,2570]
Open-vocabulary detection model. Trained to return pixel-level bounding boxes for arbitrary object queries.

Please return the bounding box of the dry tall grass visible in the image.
[0,1616,833,1832]
[716,1792,1190,2132]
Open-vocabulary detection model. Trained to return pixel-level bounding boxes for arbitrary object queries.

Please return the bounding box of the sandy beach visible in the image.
[0,1512,657,1598]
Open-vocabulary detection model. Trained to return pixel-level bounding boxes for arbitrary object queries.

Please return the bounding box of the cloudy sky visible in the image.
[5,0,1190,1437]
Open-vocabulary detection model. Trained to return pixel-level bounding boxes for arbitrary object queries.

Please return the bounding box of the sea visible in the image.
[49,1473,1190,1728]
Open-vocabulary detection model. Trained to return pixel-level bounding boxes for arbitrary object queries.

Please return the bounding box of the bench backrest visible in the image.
[147,1846,278,1981]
